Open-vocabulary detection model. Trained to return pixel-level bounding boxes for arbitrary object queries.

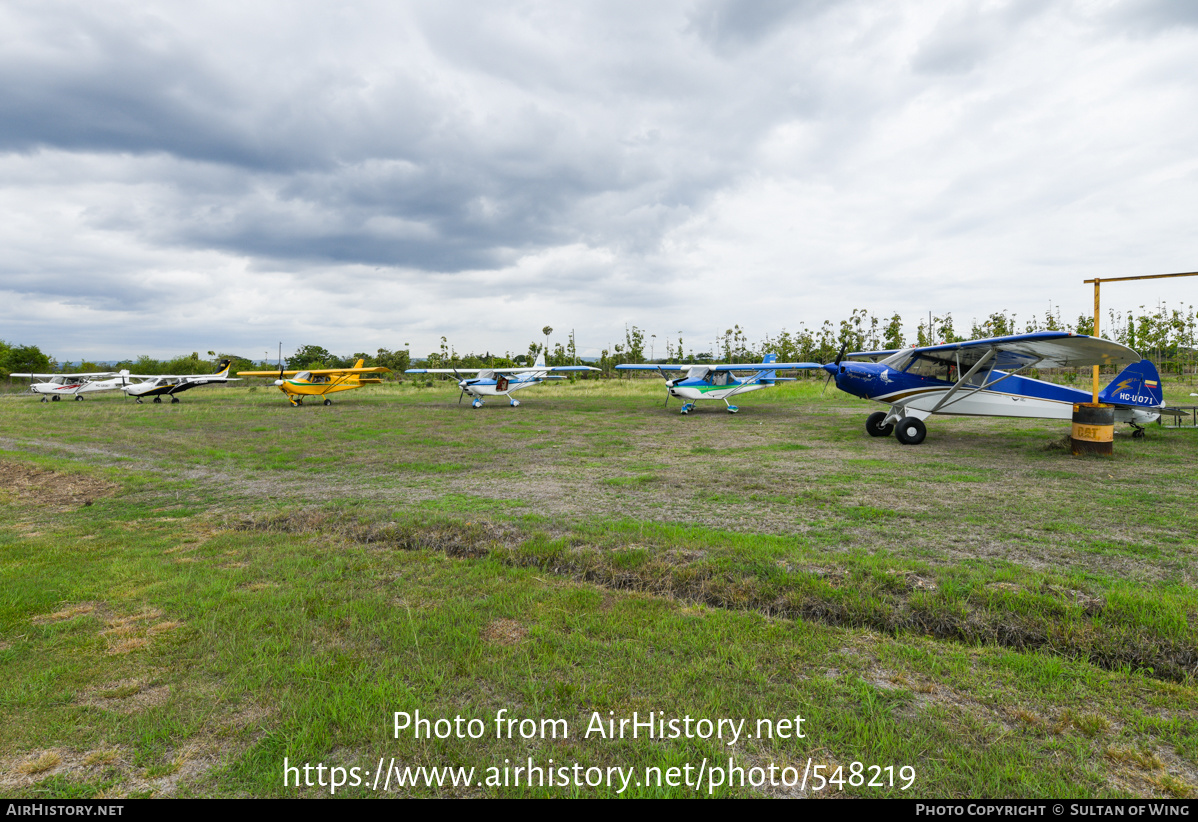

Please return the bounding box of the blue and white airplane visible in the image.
[815,332,1165,444]
[616,353,821,414]
[405,353,598,407]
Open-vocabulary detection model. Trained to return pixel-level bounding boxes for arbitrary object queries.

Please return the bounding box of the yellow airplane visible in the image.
[238,359,390,406]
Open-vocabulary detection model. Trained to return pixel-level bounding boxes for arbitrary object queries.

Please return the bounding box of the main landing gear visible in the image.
[866,410,927,445]
[323,399,333,406]
[865,411,893,437]
[1130,422,1145,439]
[509,398,520,407]
[724,401,739,414]
[74,395,84,401]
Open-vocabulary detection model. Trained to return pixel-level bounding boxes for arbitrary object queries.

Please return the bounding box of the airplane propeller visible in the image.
[822,343,848,394]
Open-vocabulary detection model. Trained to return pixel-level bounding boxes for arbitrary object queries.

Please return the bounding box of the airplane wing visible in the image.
[708,362,821,371]
[10,372,116,379]
[896,332,1141,370]
[614,363,818,372]
[406,366,598,374]
[847,349,902,362]
[615,364,687,371]
[304,366,390,375]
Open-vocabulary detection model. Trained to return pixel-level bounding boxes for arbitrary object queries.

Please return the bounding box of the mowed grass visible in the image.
[1,376,1197,797]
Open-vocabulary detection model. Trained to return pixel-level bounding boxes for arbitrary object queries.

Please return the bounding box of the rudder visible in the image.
[1099,359,1163,407]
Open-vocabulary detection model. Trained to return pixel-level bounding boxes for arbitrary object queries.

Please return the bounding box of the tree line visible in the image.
[4,302,1196,381]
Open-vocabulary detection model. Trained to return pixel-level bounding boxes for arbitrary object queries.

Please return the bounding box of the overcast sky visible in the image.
[2,0,1196,362]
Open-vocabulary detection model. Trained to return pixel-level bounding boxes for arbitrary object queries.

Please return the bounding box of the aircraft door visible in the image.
[496,376,510,392]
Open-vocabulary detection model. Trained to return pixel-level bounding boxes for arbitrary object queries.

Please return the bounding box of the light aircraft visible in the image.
[122,360,239,404]
[811,332,1165,444]
[237,359,389,406]
[405,353,598,407]
[615,353,820,414]
[11,371,130,402]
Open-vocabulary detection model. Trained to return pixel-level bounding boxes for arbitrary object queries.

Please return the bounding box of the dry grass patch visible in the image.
[482,619,527,645]
[77,679,171,714]
[16,751,62,776]
[0,459,118,509]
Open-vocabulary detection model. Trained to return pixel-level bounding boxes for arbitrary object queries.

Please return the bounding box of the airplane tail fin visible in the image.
[1099,359,1163,407]
[758,352,779,382]
[534,352,546,369]
[214,359,232,377]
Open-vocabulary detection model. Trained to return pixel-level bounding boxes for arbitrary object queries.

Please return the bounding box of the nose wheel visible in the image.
[471,398,484,408]
[680,402,695,415]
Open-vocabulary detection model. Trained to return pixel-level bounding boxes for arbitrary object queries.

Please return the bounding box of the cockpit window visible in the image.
[295,371,312,381]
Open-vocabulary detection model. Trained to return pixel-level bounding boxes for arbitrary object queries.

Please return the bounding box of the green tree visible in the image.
[883,313,904,349]
[2,343,52,376]
[287,345,334,370]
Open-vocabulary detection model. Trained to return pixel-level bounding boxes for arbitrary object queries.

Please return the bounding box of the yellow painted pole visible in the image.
[1082,270,1198,404]
[1092,278,1100,404]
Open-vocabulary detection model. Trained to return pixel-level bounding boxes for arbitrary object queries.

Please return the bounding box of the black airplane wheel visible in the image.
[40,397,48,403]
[171,397,180,404]
[52,396,60,401]
[75,395,84,401]
[866,411,893,437]
[153,397,162,404]
[323,399,332,406]
[895,416,927,445]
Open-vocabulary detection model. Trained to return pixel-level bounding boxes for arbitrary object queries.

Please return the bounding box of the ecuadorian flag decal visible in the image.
[1099,359,1164,408]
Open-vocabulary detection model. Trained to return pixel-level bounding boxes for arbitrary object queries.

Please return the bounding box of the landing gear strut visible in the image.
[1130,422,1145,439]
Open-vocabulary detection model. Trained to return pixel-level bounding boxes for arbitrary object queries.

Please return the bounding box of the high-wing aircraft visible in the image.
[237,359,389,406]
[615,353,821,413]
[811,332,1164,444]
[122,360,239,404]
[11,371,129,402]
[405,353,598,407]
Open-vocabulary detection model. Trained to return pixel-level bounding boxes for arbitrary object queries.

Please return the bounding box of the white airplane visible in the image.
[811,331,1166,444]
[405,353,598,407]
[122,360,239,404]
[615,353,820,413]
[11,370,131,402]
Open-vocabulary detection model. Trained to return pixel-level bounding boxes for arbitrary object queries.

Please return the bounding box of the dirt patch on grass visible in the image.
[31,602,180,655]
[482,619,527,645]
[77,679,171,714]
[0,460,118,509]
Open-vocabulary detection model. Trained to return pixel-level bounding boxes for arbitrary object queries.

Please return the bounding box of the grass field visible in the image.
[2,376,1197,798]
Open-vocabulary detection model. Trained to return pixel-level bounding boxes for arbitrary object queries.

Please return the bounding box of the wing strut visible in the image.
[927,347,996,414]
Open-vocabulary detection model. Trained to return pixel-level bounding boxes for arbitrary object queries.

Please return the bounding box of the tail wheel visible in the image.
[895,416,927,445]
[866,411,894,437]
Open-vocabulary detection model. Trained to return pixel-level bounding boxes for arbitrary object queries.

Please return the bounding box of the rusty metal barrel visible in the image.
[1071,403,1114,456]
